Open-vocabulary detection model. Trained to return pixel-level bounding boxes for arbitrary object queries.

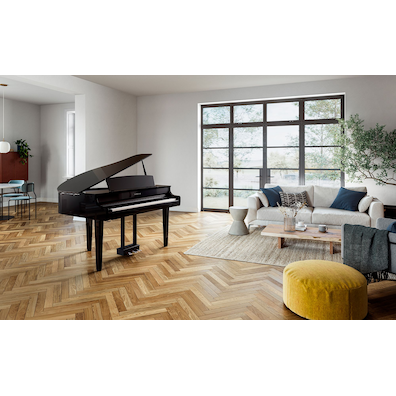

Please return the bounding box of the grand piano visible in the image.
[58,154,180,271]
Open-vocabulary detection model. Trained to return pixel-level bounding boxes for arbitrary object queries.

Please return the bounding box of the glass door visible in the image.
[201,95,344,211]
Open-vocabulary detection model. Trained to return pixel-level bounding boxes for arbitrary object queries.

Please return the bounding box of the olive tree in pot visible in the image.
[332,114,396,186]
[15,139,33,165]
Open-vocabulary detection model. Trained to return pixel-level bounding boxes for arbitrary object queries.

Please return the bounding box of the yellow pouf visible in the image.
[283,260,368,320]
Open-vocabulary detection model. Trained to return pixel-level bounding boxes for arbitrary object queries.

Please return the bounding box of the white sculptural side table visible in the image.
[229,206,249,235]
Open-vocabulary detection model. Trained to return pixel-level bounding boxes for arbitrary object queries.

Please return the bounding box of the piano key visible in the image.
[109,198,178,212]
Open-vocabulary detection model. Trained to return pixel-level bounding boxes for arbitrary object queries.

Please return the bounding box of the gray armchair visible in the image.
[341,218,396,278]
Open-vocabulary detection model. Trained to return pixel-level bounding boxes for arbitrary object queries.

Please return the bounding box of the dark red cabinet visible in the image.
[0,152,28,183]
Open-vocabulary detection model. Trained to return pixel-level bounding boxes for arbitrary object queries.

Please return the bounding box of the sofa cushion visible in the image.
[330,187,367,211]
[260,186,282,207]
[265,184,314,207]
[257,207,313,224]
[387,221,396,233]
[312,207,370,226]
[314,185,367,208]
[279,191,309,208]
[257,191,269,207]
[358,195,373,212]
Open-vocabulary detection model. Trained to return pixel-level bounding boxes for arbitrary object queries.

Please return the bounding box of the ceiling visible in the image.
[75,75,356,97]
[0,76,75,105]
[0,75,357,104]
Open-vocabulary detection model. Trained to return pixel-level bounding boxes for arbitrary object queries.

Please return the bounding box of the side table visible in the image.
[229,206,249,235]
[384,205,396,219]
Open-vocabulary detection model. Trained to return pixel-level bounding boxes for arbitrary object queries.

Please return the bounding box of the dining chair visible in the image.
[2,180,25,199]
[8,182,37,220]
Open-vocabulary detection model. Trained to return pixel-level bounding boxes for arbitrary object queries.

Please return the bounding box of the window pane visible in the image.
[268,169,299,185]
[203,169,228,188]
[67,148,74,177]
[234,127,262,147]
[267,148,299,168]
[203,189,229,209]
[203,149,229,168]
[305,147,338,169]
[234,190,256,206]
[305,170,341,187]
[267,125,299,147]
[234,148,262,168]
[305,124,341,146]
[267,102,299,122]
[203,128,229,148]
[203,106,230,124]
[234,104,263,123]
[305,99,341,120]
[234,169,260,189]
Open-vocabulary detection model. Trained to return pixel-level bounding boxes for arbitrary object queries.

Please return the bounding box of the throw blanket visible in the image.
[343,224,389,283]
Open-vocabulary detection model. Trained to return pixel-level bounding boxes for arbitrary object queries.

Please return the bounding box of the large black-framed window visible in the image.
[201,94,345,211]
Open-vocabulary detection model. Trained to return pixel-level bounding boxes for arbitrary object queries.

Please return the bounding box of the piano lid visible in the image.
[58,154,152,193]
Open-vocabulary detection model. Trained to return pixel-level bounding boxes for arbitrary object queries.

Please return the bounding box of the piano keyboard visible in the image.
[101,194,166,208]
[109,197,178,212]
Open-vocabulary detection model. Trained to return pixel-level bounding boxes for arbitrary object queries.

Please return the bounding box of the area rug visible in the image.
[185,227,343,267]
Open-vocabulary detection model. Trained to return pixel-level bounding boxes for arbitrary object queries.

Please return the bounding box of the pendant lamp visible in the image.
[0,84,10,153]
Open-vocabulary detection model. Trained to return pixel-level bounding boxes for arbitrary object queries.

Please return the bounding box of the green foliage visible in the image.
[15,139,33,165]
[332,114,396,186]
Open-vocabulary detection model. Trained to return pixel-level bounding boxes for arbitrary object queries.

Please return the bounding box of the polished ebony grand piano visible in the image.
[58,154,180,271]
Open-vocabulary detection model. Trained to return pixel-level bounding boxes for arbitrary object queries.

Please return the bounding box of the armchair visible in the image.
[341,218,396,279]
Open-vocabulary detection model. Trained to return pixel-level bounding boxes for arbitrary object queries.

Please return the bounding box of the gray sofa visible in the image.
[341,218,396,278]
[246,184,384,229]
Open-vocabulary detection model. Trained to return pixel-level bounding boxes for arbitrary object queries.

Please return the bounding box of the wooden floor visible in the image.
[1,202,396,320]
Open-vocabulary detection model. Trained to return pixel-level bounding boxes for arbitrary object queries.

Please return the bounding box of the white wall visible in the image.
[40,103,75,201]
[8,76,138,178]
[137,75,396,211]
[4,75,138,202]
[0,98,41,195]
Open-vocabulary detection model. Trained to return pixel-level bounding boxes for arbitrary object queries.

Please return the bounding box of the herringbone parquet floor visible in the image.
[1,203,396,320]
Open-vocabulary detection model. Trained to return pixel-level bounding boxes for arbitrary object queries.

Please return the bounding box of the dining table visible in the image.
[0,182,25,220]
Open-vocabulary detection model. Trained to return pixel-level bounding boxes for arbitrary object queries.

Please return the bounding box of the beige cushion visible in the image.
[256,191,269,207]
[313,185,367,208]
[358,195,373,212]
[312,207,370,227]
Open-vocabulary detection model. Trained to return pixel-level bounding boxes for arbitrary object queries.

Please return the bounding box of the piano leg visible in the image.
[133,214,137,245]
[95,219,104,271]
[163,207,169,247]
[86,218,93,251]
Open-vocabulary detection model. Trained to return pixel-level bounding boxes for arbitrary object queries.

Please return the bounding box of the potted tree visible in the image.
[15,139,33,165]
[332,115,396,186]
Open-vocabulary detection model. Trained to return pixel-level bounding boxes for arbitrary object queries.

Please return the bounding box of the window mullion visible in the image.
[299,100,305,185]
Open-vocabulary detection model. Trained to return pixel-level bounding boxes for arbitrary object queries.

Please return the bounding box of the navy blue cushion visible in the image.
[387,221,396,233]
[330,187,367,211]
[260,186,282,207]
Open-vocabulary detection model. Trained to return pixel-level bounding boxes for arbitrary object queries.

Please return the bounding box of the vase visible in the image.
[284,217,296,232]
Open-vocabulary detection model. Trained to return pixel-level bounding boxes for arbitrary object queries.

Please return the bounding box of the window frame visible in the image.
[201,94,345,211]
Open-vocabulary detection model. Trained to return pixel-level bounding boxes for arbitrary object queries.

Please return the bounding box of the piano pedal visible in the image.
[117,244,140,256]
[127,249,141,255]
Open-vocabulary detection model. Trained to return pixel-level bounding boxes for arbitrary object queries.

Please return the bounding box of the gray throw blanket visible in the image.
[343,224,389,283]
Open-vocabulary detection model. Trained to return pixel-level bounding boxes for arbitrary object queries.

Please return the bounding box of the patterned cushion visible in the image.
[279,191,308,208]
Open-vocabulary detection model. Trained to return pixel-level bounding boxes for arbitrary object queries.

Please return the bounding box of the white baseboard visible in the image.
[38,198,58,203]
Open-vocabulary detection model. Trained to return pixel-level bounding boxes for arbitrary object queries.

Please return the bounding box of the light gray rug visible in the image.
[185,226,343,267]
